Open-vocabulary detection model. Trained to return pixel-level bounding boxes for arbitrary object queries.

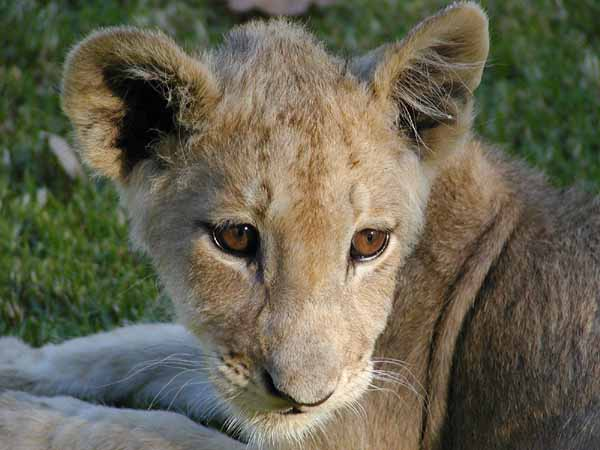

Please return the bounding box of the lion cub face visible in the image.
[170,88,426,438]
[62,3,488,443]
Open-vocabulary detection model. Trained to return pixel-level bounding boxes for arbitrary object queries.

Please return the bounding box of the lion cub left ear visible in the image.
[352,2,489,158]
[62,27,219,182]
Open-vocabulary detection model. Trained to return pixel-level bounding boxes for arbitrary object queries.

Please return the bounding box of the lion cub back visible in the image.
[445,172,600,449]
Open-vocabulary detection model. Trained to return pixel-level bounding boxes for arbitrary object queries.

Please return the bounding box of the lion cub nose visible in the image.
[262,369,335,407]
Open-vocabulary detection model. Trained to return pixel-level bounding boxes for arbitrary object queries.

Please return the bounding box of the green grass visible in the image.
[1,0,599,345]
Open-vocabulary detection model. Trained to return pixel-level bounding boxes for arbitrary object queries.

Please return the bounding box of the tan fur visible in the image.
[2,2,599,449]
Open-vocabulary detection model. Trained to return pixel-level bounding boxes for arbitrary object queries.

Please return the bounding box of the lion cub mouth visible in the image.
[201,401,304,443]
[204,349,374,444]
[280,406,304,415]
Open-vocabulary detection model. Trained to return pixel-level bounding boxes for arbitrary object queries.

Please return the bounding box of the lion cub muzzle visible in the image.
[260,334,342,409]
[262,369,334,410]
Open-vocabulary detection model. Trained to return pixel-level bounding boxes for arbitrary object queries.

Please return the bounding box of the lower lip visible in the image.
[281,407,304,415]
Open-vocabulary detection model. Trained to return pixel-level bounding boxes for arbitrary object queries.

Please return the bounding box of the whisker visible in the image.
[147,367,205,410]
[366,383,408,407]
[165,378,214,412]
[92,353,206,389]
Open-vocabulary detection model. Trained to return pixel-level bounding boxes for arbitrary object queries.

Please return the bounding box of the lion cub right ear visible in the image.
[351,2,489,159]
[62,27,219,182]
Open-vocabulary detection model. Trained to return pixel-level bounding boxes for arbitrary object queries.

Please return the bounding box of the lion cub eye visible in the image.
[350,229,389,261]
[212,223,259,257]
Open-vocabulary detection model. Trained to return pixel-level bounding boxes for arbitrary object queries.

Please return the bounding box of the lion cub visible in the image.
[1,2,599,449]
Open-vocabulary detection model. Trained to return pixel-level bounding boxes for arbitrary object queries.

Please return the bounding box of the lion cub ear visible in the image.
[62,27,219,182]
[351,2,489,158]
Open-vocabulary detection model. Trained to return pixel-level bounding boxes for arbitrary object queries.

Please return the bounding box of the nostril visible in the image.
[262,369,334,407]
[263,369,292,401]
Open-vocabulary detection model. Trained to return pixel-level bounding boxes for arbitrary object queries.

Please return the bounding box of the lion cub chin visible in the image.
[1,2,598,449]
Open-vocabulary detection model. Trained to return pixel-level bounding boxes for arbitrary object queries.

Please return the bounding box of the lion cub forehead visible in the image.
[206,20,374,129]
[213,19,343,84]
[197,21,392,168]
[182,20,402,223]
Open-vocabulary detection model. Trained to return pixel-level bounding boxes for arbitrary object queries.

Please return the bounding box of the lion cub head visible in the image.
[62,2,488,444]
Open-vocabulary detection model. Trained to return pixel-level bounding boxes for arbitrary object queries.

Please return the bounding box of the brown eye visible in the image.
[212,223,259,257]
[350,229,389,261]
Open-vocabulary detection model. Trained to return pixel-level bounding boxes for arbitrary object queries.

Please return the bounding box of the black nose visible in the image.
[262,369,334,407]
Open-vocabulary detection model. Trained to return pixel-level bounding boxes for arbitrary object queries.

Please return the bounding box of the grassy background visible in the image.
[1,0,599,345]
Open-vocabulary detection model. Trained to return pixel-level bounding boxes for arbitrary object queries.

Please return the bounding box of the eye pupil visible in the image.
[350,229,389,262]
[212,223,258,257]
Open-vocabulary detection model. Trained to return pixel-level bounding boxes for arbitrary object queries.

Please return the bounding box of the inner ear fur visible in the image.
[62,27,219,181]
[352,2,489,157]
